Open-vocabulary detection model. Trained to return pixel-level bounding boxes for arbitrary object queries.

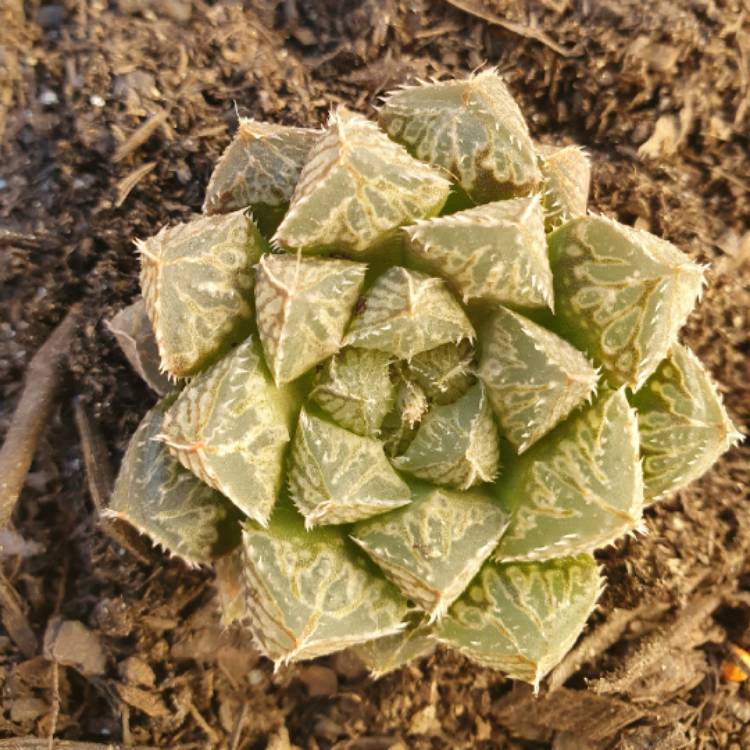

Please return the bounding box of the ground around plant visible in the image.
[1,1,749,748]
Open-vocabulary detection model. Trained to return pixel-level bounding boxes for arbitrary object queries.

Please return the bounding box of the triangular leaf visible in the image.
[309,347,396,436]
[108,397,241,566]
[392,382,500,490]
[548,215,705,388]
[138,210,265,377]
[242,507,408,665]
[255,253,367,384]
[159,336,297,526]
[631,344,742,501]
[404,196,553,309]
[344,267,474,359]
[379,69,540,202]
[478,306,598,453]
[406,340,476,405]
[289,410,412,528]
[537,143,590,232]
[435,554,603,689]
[494,388,644,562]
[353,485,508,621]
[273,108,450,255]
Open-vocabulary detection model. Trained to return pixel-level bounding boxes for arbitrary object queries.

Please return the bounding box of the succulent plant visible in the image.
[109,69,740,691]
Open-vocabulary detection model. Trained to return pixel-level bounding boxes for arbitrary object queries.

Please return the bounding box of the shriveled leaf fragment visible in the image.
[537,143,591,232]
[203,119,319,220]
[214,549,247,626]
[273,108,450,255]
[548,215,705,389]
[381,368,429,457]
[379,69,541,202]
[242,507,407,665]
[139,210,264,377]
[289,410,412,528]
[108,397,241,566]
[354,617,435,678]
[353,485,508,620]
[392,382,500,489]
[309,347,395,436]
[255,253,367,384]
[159,336,297,527]
[478,306,598,453]
[494,388,643,562]
[344,267,474,359]
[435,555,603,689]
[107,298,172,395]
[631,344,742,501]
[404,196,553,309]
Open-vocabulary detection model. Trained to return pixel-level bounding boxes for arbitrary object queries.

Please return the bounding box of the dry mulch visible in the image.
[0,1,749,748]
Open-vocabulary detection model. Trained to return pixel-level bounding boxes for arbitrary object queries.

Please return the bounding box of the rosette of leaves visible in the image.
[109,69,740,690]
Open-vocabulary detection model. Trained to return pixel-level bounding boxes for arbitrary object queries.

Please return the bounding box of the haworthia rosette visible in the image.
[273,107,450,255]
[254,253,367,384]
[138,210,265,377]
[631,344,741,501]
[435,554,603,690]
[158,336,297,527]
[548,215,705,389]
[108,396,241,566]
[242,507,408,665]
[379,69,541,202]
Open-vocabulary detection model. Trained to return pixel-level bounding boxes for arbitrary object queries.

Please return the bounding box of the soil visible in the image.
[1,0,749,748]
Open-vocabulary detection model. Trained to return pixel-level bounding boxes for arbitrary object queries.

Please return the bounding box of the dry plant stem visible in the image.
[72,398,154,565]
[442,0,582,58]
[0,570,37,658]
[547,601,670,691]
[0,306,80,527]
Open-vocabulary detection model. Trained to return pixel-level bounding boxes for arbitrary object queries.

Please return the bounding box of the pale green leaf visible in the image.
[242,507,408,665]
[108,396,241,566]
[158,336,298,526]
[353,484,508,621]
[392,382,500,490]
[406,340,475,405]
[435,554,603,689]
[537,143,590,232]
[289,410,412,528]
[494,388,644,562]
[353,616,436,678]
[404,196,553,309]
[255,253,367,384]
[379,69,540,202]
[478,306,598,453]
[631,344,742,501]
[344,267,474,359]
[548,215,705,389]
[309,347,396,436]
[138,210,265,377]
[273,108,450,255]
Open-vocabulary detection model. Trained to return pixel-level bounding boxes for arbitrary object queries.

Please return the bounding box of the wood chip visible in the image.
[43,617,107,677]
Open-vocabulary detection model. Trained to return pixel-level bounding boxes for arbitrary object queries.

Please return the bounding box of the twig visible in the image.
[114,161,157,207]
[0,306,81,527]
[72,398,154,565]
[47,661,60,750]
[442,0,582,58]
[112,109,169,163]
[0,570,37,658]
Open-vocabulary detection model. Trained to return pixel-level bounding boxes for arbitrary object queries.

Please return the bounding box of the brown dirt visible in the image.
[1,0,749,748]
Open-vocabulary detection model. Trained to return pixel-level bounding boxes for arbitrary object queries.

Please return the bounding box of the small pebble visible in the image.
[90,94,106,108]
